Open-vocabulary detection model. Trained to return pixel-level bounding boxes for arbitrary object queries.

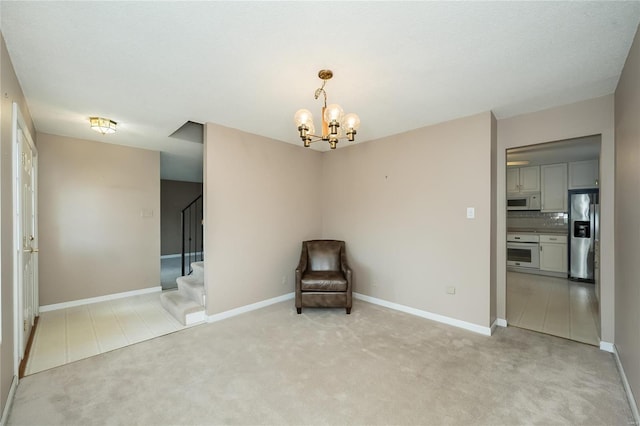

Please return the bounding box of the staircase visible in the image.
[160,261,206,325]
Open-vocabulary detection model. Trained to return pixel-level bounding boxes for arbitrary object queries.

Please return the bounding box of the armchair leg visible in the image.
[297,308,302,314]
[346,307,351,315]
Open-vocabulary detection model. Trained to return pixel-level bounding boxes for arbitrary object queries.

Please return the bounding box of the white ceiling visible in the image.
[2,1,639,182]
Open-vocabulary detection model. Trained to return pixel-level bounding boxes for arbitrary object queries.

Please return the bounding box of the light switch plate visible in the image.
[466,207,475,219]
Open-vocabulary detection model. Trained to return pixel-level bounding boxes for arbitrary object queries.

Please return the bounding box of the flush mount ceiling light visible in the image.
[89,117,117,135]
[294,70,360,150]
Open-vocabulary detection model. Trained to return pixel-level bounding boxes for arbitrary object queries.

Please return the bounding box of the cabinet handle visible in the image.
[550,238,557,241]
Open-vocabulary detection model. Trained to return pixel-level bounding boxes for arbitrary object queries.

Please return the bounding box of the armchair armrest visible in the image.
[340,245,353,289]
[295,242,308,290]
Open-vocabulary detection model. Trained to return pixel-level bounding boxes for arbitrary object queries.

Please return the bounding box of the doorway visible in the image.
[505,135,601,346]
[12,102,39,374]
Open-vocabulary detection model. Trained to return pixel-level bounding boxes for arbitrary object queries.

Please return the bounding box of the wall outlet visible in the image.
[282,276,287,285]
[446,286,456,295]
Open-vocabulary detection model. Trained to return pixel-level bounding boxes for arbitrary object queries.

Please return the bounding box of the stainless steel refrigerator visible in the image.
[569,189,599,282]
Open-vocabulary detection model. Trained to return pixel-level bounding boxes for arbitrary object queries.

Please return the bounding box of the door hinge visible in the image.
[23,320,27,332]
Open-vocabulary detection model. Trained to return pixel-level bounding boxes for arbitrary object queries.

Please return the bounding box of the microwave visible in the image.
[507,193,541,211]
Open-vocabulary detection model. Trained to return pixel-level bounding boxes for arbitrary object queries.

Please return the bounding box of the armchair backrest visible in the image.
[306,240,344,272]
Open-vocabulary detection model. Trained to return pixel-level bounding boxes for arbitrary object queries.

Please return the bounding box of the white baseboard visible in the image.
[39,286,162,312]
[207,292,294,323]
[0,375,18,426]
[490,318,507,334]
[600,341,615,353]
[353,292,492,336]
[613,344,640,425]
[185,309,206,325]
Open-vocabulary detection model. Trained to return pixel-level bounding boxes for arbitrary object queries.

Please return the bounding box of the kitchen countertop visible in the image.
[507,228,568,235]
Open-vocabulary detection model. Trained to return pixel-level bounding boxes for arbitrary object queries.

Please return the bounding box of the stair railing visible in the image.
[181,194,203,276]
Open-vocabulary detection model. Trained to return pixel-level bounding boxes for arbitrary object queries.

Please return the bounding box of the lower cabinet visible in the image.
[539,235,568,273]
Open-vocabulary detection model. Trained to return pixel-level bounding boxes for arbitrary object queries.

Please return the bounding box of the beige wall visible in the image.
[161,179,202,255]
[37,133,160,305]
[203,123,323,314]
[497,95,615,343]
[614,24,640,411]
[321,112,494,327]
[0,32,35,416]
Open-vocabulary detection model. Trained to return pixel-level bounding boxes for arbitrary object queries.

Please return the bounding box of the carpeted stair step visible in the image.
[160,291,205,326]
[191,261,204,280]
[176,275,205,305]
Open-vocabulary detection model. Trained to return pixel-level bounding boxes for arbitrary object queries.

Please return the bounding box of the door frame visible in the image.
[12,102,39,375]
[504,137,601,341]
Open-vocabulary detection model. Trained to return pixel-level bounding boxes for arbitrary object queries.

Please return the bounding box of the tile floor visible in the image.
[25,291,192,375]
[506,271,600,346]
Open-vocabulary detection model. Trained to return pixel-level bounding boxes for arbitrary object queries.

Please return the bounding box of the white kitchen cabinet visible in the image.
[539,235,568,273]
[507,166,540,193]
[569,159,599,189]
[541,163,567,212]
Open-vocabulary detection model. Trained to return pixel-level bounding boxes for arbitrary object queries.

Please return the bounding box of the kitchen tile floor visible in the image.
[507,271,600,346]
[25,291,193,376]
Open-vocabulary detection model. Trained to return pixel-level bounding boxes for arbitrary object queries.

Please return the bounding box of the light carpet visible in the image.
[8,300,634,425]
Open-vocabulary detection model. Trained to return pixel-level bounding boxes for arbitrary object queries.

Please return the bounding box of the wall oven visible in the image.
[507,233,540,269]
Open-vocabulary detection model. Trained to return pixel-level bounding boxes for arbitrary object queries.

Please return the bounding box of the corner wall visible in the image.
[203,123,323,314]
[37,133,160,305]
[0,31,35,417]
[614,23,640,413]
[321,112,494,328]
[496,95,615,343]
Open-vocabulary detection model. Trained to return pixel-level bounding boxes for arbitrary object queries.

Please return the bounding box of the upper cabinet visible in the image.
[569,160,599,189]
[507,166,540,193]
[541,163,568,212]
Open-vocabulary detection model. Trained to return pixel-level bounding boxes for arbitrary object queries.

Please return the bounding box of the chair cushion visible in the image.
[307,241,341,271]
[301,271,347,291]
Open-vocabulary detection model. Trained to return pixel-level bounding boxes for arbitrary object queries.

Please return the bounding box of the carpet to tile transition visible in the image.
[7,300,634,425]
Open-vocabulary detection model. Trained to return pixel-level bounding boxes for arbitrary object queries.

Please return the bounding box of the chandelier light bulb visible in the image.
[343,113,361,131]
[294,109,313,127]
[323,104,344,124]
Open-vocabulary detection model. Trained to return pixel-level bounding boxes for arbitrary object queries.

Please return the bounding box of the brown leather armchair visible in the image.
[295,240,352,314]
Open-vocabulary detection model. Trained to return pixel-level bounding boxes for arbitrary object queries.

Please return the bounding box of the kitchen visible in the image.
[506,135,601,346]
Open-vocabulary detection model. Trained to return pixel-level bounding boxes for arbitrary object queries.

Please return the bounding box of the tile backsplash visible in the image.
[507,211,568,231]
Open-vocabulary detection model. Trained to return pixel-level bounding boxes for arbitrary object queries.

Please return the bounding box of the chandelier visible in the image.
[294,70,360,149]
[89,117,117,135]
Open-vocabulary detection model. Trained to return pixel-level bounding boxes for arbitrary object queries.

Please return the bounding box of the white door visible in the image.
[13,103,38,370]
